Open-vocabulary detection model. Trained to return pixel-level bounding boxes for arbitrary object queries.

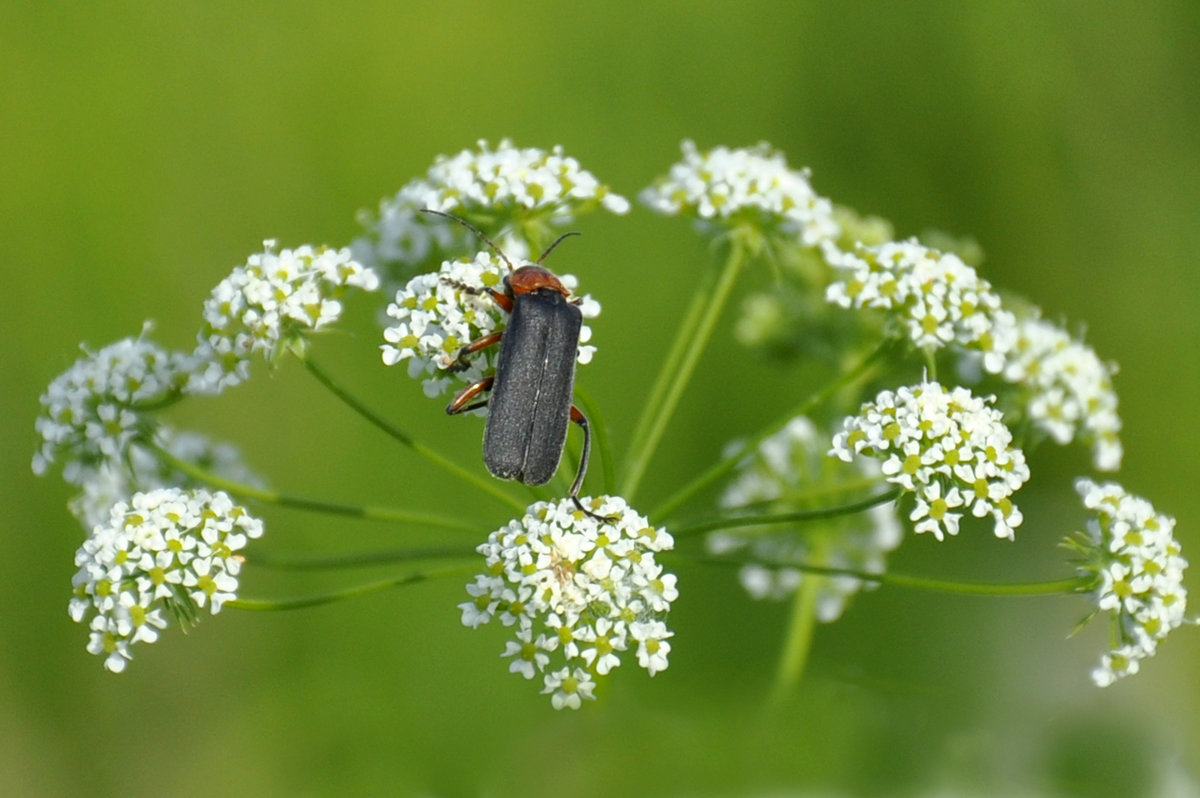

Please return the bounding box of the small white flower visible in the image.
[713,418,902,618]
[629,620,674,676]
[354,139,629,279]
[189,241,379,394]
[500,628,551,679]
[909,481,965,541]
[381,250,599,400]
[69,488,263,672]
[641,140,839,245]
[825,239,1016,369]
[575,617,627,676]
[1069,479,1188,687]
[831,381,1029,541]
[461,496,676,708]
[459,577,499,628]
[541,666,597,711]
[1000,317,1122,471]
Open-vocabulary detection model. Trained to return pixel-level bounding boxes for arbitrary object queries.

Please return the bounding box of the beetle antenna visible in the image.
[536,231,581,265]
[419,208,514,272]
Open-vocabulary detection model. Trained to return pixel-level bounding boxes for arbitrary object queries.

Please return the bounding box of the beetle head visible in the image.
[506,264,571,299]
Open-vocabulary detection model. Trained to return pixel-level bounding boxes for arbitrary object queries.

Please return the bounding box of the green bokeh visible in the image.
[5,2,1198,796]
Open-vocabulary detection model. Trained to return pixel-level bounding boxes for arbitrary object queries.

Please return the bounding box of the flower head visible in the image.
[381,250,599,400]
[69,488,263,673]
[189,241,379,394]
[33,330,192,482]
[825,239,1016,371]
[640,140,839,245]
[1068,479,1188,686]
[459,496,676,709]
[831,381,1029,541]
[711,418,902,621]
[354,139,629,279]
[1001,317,1122,471]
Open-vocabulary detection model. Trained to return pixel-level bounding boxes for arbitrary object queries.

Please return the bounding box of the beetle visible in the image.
[421,209,599,513]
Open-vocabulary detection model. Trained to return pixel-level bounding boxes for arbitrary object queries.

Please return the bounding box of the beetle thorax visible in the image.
[506,265,570,298]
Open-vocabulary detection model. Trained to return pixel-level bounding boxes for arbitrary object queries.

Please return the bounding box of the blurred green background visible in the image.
[5,2,1198,796]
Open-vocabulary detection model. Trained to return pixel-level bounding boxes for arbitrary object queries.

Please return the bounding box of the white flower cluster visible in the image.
[1071,479,1188,687]
[68,427,261,531]
[825,239,1016,371]
[459,496,677,710]
[190,241,379,394]
[69,488,263,673]
[710,418,902,621]
[640,140,840,245]
[36,243,375,504]
[831,381,1029,541]
[32,333,193,482]
[381,250,599,400]
[354,139,630,274]
[1002,317,1122,471]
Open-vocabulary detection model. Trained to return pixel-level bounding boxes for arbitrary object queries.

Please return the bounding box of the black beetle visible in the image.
[422,210,598,512]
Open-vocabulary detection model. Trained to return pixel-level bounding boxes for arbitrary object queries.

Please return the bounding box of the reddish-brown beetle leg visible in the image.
[441,278,513,313]
[446,376,495,416]
[445,331,504,373]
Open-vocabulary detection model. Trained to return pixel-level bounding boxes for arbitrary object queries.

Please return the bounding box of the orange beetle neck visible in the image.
[507,264,570,298]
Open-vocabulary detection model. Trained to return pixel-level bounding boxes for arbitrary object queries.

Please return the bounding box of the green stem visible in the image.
[651,339,893,521]
[134,388,187,413]
[227,563,478,611]
[923,348,938,382]
[620,238,748,500]
[869,572,1084,596]
[149,441,481,533]
[250,545,477,570]
[772,570,820,701]
[669,488,901,540]
[621,257,720,465]
[692,555,1086,597]
[302,357,524,512]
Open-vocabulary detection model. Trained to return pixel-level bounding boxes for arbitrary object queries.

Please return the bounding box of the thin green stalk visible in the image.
[620,238,748,500]
[670,488,901,540]
[227,563,478,611]
[691,554,1086,597]
[134,389,187,413]
[150,441,481,533]
[923,348,938,382]
[250,545,477,570]
[772,570,820,701]
[651,339,893,521]
[868,571,1084,596]
[728,475,886,515]
[622,258,721,467]
[302,357,524,512]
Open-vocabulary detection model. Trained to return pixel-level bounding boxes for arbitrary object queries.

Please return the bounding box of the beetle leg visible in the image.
[446,376,494,415]
[440,278,513,313]
[567,406,619,523]
[445,330,504,372]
